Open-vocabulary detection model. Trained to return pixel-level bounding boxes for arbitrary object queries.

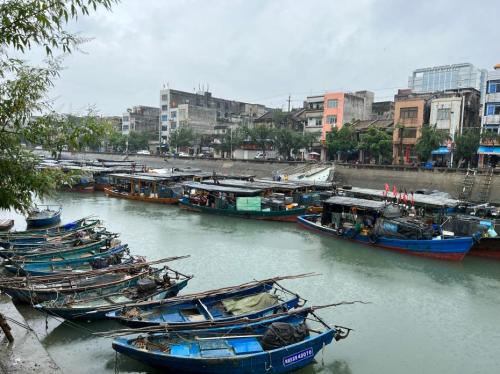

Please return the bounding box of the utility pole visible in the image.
[287,95,291,112]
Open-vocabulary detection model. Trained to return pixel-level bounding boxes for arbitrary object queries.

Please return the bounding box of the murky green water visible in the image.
[3,192,500,374]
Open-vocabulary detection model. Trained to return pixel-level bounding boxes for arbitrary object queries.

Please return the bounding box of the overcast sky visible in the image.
[47,0,500,115]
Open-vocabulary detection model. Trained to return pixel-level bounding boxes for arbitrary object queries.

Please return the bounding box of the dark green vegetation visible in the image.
[0,0,118,212]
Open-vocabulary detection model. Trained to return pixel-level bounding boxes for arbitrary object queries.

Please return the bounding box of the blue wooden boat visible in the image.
[106,278,304,328]
[0,256,188,304]
[34,267,192,320]
[296,196,473,261]
[26,205,62,227]
[0,218,100,246]
[111,310,348,373]
[4,244,128,276]
[8,237,119,263]
[0,232,116,259]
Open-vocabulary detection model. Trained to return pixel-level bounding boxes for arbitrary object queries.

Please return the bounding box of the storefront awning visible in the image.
[431,146,450,155]
[477,146,500,155]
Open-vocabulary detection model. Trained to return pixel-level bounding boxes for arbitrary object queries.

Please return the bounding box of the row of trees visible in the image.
[325,124,393,164]
[325,122,493,166]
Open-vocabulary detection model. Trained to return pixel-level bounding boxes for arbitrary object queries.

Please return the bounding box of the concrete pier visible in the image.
[0,294,62,374]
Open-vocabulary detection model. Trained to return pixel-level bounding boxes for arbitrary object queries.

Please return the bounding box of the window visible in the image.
[486,103,500,116]
[401,128,417,138]
[161,94,168,101]
[400,107,418,119]
[327,99,338,108]
[161,105,168,111]
[327,115,337,124]
[170,111,177,119]
[487,80,500,94]
[161,125,168,131]
[437,108,451,121]
[122,116,129,122]
[122,124,129,131]
[161,114,168,121]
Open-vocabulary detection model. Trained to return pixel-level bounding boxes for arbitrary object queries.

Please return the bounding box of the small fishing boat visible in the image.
[111,310,348,373]
[297,196,473,261]
[0,256,188,304]
[35,267,192,320]
[26,205,62,227]
[104,173,185,204]
[0,231,115,259]
[0,219,14,231]
[106,276,305,328]
[4,244,129,276]
[180,182,306,222]
[7,237,120,263]
[0,217,100,240]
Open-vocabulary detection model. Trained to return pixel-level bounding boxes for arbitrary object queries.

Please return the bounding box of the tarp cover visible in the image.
[260,322,309,350]
[236,197,262,212]
[222,292,278,315]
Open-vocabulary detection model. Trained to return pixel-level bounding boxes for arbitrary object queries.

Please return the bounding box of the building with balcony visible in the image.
[121,106,159,137]
[392,90,431,164]
[479,64,500,167]
[408,63,486,93]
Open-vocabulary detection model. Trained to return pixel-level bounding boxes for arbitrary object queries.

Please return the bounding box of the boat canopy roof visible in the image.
[324,196,388,210]
[108,173,175,182]
[201,178,329,191]
[183,181,262,195]
[341,187,459,208]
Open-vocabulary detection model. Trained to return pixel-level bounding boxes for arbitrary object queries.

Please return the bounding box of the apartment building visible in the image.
[121,106,159,137]
[479,64,500,167]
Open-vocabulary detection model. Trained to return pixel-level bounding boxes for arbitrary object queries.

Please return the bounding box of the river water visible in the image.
[3,192,500,374]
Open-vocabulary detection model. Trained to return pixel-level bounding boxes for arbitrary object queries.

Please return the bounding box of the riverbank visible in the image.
[0,294,62,374]
[60,151,499,203]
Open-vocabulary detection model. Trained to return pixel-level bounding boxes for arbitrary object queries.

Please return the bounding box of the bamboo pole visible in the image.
[0,313,14,343]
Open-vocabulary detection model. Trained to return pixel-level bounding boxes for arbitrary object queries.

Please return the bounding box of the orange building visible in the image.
[392,95,429,164]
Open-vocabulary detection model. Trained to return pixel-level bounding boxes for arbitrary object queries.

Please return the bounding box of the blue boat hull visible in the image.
[297,215,472,261]
[26,212,61,227]
[106,281,300,328]
[36,279,190,320]
[112,329,335,373]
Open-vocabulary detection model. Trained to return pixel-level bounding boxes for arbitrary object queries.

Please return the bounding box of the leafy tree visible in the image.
[215,128,244,158]
[358,126,392,164]
[245,124,275,154]
[454,129,480,167]
[481,130,500,145]
[325,123,358,161]
[272,110,287,128]
[170,126,196,151]
[127,131,151,152]
[0,0,117,212]
[415,124,449,162]
[107,130,127,152]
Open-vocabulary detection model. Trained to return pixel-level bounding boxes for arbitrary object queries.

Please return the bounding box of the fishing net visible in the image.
[260,322,309,350]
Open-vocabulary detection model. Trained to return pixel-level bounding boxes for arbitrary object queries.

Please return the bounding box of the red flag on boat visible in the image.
[393,185,397,197]
[385,183,390,192]
[403,191,408,204]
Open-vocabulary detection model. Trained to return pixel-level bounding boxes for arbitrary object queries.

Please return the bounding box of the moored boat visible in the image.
[4,244,129,276]
[180,182,306,222]
[34,267,192,320]
[26,205,62,227]
[106,276,304,328]
[0,219,14,231]
[111,310,348,374]
[297,196,473,261]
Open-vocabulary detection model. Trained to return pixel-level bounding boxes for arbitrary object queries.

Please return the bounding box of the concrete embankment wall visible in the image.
[334,164,500,204]
[63,152,499,204]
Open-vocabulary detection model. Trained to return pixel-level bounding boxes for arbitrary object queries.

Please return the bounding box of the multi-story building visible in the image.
[392,90,431,164]
[121,106,159,137]
[159,88,267,144]
[408,63,486,93]
[371,101,394,120]
[479,64,500,167]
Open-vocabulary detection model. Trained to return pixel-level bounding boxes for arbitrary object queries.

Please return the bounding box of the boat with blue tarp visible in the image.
[106,276,305,328]
[297,196,473,261]
[111,307,349,373]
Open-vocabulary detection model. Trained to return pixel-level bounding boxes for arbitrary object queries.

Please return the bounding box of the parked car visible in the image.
[254,152,265,160]
[136,150,151,155]
[178,152,190,158]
